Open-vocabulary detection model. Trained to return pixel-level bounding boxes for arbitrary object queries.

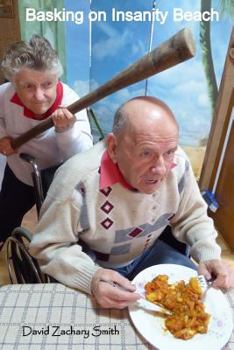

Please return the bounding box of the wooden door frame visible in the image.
[199,28,234,191]
[0,0,20,84]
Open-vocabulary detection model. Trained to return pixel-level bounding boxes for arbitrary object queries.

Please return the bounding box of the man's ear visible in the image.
[106,133,118,164]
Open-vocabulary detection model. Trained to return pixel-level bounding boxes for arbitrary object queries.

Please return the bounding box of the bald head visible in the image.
[107,96,179,193]
[112,96,179,138]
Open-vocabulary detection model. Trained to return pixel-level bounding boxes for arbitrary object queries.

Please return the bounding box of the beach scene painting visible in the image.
[2,0,233,180]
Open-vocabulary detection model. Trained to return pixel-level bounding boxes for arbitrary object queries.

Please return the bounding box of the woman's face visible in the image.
[13,68,58,116]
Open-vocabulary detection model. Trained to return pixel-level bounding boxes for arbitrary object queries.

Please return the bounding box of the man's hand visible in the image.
[91,268,141,309]
[0,136,16,156]
[198,259,234,289]
[52,107,76,133]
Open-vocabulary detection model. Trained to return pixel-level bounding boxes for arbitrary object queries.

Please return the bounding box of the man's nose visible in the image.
[150,156,167,175]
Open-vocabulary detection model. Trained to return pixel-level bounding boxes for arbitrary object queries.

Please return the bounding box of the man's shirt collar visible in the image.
[99,150,134,190]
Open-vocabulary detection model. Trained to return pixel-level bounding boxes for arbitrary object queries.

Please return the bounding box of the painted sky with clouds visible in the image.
[65,0,233,146]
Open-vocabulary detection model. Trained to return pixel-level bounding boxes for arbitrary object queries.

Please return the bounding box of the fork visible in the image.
[136,297,171,315]
[197,275,214,300]
[134,284,171,315]
[99,279,171,315]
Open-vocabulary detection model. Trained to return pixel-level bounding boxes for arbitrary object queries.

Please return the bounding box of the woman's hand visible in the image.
[91,268,141,309]
[52,107,76,133]
[0,136,16,156]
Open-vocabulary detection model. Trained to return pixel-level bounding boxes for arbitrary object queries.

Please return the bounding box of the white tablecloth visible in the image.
[0,283,233,350]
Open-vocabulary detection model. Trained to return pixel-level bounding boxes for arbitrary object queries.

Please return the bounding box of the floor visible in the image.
[0,206,233,285]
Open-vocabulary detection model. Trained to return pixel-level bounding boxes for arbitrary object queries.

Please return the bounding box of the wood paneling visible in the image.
[199,29,234,251]
[199,29,234,190]
[210,105,234,250]
[0,0,20,83]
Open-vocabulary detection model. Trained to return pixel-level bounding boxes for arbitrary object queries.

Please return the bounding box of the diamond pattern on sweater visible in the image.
[128,227,143,238]
[101,217,114,229]
[101,201,114,214]
[100,187,112,197]
[114,213,174,243]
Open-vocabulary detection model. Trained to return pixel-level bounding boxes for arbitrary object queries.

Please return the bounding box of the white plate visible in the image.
[128,264,233,350]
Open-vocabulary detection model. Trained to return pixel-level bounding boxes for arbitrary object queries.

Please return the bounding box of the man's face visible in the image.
[108,102,179,194]
[13,68,58,116]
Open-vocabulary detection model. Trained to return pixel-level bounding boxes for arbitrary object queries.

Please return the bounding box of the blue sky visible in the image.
[64,0,233,145]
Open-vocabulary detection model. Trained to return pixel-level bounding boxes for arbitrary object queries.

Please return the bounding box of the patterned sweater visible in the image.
[30,141,221,294]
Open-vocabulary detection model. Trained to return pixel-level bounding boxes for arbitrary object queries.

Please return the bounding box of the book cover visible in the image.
[0,1,233,348]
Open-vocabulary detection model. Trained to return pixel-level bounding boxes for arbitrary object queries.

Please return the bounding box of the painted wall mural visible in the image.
[18,0,234,176]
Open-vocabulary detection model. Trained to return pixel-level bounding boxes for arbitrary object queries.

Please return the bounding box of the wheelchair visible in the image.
[5,153,59,284]
[5,106,104,284]
[7,226,51,283]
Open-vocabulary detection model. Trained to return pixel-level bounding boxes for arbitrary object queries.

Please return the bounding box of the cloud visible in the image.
[91,21,147,60]
[73,78,99,96]
[91,84,145,134]
[73,80,89,96]
[95,21,119,37]
[197,93,209,108]
[89,51,213,146]
[143,57,210,145]
[92,29,133,60]
[69,0,231,147]
[171,79,210,109]
[145,57,212,145]
[72,76,146,138]
[113,85,145,100]
[131,39,146,56]
[166,0,200,12]
[90,71,212,146]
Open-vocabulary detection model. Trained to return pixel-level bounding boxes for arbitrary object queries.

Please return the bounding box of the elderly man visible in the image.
[30,96,233,309]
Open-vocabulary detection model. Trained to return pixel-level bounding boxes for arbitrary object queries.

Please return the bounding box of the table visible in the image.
[0,283,233,350]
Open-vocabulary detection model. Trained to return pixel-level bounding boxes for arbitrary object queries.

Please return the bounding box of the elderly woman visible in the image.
[0,35,93,247]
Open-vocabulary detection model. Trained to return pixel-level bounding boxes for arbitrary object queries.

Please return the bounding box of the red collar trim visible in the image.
[100,150,134,190]
[10,81,63,120]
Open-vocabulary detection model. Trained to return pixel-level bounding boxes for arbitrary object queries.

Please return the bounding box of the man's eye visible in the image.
[140,150,153,157]
[164,150,175,159]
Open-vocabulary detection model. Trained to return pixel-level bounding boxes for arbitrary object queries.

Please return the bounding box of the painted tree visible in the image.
[200,0,234,117]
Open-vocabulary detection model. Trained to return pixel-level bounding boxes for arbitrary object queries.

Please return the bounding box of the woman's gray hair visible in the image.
[1,35,63,81]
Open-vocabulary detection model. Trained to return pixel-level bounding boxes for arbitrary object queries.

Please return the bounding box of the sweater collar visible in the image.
[99,150,135,191]
[10,81,63,120]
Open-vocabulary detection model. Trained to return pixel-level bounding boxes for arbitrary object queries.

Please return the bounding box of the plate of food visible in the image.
[128,264,233,350]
